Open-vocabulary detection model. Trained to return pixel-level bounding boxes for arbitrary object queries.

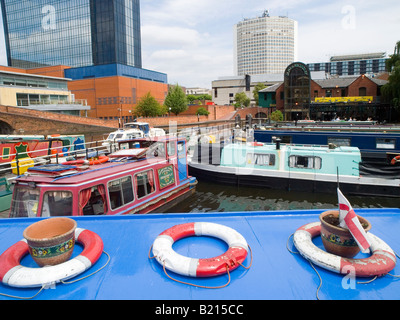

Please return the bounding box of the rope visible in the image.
[0,251,110,300]
[287,233,322,300]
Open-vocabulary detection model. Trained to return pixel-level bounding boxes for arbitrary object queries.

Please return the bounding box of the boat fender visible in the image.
[390,155,400,165]
[293,222,396,277]
[0,228,103,288]
[152,222,248,277]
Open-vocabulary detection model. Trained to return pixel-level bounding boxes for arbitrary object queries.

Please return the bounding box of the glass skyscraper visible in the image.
[1,0,142,69]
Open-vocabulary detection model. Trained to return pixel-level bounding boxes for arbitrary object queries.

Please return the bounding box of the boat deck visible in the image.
[0,208,399,300]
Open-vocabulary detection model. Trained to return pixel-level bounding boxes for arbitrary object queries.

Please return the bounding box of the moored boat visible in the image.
[188,140,400,197]
[8,136,197,218]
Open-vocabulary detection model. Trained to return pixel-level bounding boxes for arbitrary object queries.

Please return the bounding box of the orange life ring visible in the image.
[390,155,400,165]
[89,156,109,165]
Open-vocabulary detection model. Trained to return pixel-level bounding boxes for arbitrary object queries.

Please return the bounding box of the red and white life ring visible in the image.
[390,155,400,165]
[152,222,248,277]
[293,222,396,277]
[0,228,103,288]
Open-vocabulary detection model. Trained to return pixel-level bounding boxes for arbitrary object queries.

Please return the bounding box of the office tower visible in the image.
[233,10,298,76]
[1,0,142,69]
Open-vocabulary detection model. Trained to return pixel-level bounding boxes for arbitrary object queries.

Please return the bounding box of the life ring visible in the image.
[152,222,248,277]
[293,222,396,278]
[0,228,103,288]
[89,156,109,165]
[390,155,400,165]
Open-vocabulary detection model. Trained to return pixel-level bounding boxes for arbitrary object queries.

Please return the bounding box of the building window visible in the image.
[359,87,367,96]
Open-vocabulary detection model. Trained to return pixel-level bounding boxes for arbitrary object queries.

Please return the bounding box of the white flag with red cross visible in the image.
[337,188,371,253]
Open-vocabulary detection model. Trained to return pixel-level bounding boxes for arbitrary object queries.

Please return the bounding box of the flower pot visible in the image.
[319,210,371,258]
[23,217,77,267]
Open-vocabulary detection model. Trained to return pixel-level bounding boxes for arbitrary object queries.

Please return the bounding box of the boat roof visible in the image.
[15,157,163,185]
[1,208,399,300]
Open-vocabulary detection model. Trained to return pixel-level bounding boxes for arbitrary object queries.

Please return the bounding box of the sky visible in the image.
[1,0,399,89]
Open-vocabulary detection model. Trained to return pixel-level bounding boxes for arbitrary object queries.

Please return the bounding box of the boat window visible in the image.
[135,170,155,199]
[108,176,134,210]
[246,153,276,166]
[168,141,176,156]
[289,155,322,170]
[80,185,107,216]
[41,191,73,217]
[327,137,351,147]
[376,138,395,149]
[9,186,40,218]
[146,142,166,158]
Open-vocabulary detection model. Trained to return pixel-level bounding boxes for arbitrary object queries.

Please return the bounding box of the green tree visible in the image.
[233,92,250,109]
[270,110,283,121]
[253,83,266,106]
[382,41,400,110]
[133,92,163,117]
[164,84,188,115]
[196,107,210,115]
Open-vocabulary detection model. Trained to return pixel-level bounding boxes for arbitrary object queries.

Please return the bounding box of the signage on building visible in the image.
[314,96,373,103]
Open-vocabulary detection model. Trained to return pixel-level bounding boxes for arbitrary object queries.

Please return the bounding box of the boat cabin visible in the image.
[9,136,196,218]
[220,142,362,176]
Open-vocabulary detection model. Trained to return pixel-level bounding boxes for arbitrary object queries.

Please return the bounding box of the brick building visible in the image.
[259,62,390,122]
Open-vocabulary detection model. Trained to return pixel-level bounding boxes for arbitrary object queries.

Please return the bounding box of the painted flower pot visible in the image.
[23,217,77,267]
[319,210,371,258]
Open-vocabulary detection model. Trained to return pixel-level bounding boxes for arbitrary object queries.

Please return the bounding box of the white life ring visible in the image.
[293,222,396,277]
[152,222,248,277]
[0,228,103,288]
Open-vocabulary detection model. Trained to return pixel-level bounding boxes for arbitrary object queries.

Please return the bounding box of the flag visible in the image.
[337,188,371,253]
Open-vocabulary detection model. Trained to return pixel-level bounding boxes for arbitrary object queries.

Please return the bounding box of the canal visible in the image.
[166,180,400,213]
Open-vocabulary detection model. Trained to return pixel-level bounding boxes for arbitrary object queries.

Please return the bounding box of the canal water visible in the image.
[166,180,400,213]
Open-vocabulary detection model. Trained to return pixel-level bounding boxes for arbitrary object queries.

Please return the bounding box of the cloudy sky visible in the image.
[1,0,399,89]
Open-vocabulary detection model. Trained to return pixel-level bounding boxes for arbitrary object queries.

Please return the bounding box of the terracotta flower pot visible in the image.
[23,217,77,267]
[319,210,371,258]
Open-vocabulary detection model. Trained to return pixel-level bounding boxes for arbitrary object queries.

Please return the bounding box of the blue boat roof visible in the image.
[0,208,399,300]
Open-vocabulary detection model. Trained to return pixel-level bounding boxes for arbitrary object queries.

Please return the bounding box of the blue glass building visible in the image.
[1,0,142,69]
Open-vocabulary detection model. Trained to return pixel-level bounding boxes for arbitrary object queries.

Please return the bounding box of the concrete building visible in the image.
[233,10,298,76]
[307,53,388,77]
[0,67,90,116]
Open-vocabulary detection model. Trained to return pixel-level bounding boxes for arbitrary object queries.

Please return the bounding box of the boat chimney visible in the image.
[275,138,281,150]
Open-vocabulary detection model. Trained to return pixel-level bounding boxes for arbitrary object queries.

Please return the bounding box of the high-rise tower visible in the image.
[1,0,142,69]
[233,10,298,76]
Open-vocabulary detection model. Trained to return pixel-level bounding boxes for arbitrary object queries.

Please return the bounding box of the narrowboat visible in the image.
[254,128,400,163]
[188,140,400,197]
[8,136,197,218]
[0,207,399,301]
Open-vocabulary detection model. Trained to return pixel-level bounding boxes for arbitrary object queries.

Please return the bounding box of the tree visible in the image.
[382,40,400,110]
[133,92,163,117]
[196,107,210,115]
[270,110,283,121]
[253,83,266,106]
[233,92,250,109]
[164,84,188,115]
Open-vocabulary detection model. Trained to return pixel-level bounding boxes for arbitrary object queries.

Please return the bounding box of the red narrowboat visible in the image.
[8,137,197,218]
